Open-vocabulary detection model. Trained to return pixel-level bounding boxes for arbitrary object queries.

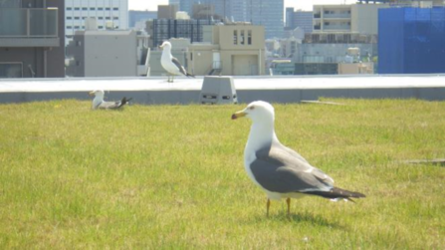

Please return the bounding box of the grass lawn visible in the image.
[0,99,444,249]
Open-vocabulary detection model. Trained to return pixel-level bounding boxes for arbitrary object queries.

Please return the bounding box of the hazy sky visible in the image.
[129,0,358,11]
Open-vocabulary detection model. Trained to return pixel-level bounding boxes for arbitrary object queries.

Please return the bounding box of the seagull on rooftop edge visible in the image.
[159,41,194,82]
[232,101,365,218]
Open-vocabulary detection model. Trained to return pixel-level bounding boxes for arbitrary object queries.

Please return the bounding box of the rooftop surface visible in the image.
[1,75,445,93]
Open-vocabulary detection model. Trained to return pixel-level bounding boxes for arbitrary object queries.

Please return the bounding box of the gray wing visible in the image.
[171,57,187,76]
[250,144,334,193]
[97,100,122,109]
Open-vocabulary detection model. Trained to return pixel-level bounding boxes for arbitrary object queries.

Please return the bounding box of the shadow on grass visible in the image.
[252,211,347,230]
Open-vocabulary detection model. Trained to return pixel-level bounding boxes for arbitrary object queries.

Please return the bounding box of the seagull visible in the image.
[89,90,132,110]
[159,41,194,82]
[232,101,365,218]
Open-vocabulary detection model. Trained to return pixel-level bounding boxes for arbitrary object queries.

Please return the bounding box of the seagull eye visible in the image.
[249,106,255,110]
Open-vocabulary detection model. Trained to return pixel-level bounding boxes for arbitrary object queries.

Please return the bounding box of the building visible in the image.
[129,10,157,28]
[187,23,266,76]
[65,30,149,77]
[293,33,377,64]
[65,0,129,42]
[379,7,445,74]
[0,0,65,78]
[146,18,216,48]
[158,4,178,19]
[177,0,284,38]
[286,8,313,34]
[192,4,216,20]
[313,3,389,34]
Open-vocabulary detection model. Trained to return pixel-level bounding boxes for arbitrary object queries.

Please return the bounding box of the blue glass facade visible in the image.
[379,7,445,74]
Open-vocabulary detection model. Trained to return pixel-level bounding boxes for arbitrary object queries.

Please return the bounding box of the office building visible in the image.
[187,23,266,76]
[379,7,445,74]
[129,10,157,28]
[0,0,64,78]
[146,18,215,48]
[177,0,283,38]
[65,0,129,42]
[158,4,179,19]
[66,30,149,77]
[313,3,389,34]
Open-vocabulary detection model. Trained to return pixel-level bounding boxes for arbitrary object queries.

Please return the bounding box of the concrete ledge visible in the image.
[1,75,445,104]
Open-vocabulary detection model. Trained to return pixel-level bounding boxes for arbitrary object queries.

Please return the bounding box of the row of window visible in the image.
[66,25,119,29]
[67,16,119,20]
[66,7,119,11]
[233,30,252,45]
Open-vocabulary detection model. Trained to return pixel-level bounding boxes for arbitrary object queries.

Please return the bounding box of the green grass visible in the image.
[0,99,444,249]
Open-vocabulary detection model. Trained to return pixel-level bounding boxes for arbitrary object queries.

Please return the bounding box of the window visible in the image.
[113,7,118,10]
[190,53,193,61]
[82,7,87,10]
[113,17,119,20]
[82,17,87,19]
[76,40,82,46]
[105,17,111,20]
[98,26,104,29]
[98,7,103,10]
[98,17,103,20]
[248,30,252,45]
[74,7,80,10]
[67,26,72,29]
[67,7,72,10]
[67,17,72,20]
[105,7,111,10]
[74,17,80,20]
[240,30,245,45]
[74,26,80,29]
[90,7,95,10]
[233,30,238,45]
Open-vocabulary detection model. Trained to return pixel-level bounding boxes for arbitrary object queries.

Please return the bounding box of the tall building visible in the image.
[379,7,445,74]
[0,0,65,78]
[129,10,157,28]
[158,4,178,19]
[177,0,283,38]
[286,8,313,34]
[146,19,215,48]
[313,3,389,34]
[65,0,129,42]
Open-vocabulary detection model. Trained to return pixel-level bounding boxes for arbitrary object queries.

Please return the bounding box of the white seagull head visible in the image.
[232,101,275,123]
[159,41,172,51]
[89,90,105,99]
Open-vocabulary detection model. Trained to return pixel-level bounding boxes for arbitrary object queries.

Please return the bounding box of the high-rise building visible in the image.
[65,0,129,42]
[0,0,65,78]
[146,19,216,48]
[129,10,157,28]
[177,0,284,38]
[158,4,179,19]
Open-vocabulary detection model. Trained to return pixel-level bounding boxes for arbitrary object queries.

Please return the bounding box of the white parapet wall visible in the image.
[1,75,445,104]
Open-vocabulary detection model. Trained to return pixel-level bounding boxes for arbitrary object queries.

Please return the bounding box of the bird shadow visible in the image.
[251,211,347,230]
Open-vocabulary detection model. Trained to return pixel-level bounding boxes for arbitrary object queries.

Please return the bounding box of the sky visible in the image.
[129,0,358,11]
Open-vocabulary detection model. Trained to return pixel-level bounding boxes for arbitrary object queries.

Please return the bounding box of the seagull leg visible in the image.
[266,199,271,217]
[286,198,291,219]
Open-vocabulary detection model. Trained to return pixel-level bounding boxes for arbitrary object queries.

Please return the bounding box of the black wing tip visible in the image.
[303,187,366,200]
[186,73,195,78]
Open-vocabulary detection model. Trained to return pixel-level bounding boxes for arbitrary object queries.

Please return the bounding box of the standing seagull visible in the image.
[232,101,365,218]
[159,41,194,82]
[89,90,132,110]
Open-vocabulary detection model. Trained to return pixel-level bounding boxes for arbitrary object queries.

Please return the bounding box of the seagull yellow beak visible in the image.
[89,91,95,96]
[231,109,247,120]
[159,45,164,50]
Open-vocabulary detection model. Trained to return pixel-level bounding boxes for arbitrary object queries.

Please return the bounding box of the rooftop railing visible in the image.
[0,8,58,38]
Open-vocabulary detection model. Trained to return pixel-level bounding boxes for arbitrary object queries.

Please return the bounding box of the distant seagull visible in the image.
[232,101,365,218]
[159,41,194,82]
[89,90,132,110]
